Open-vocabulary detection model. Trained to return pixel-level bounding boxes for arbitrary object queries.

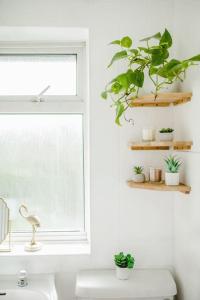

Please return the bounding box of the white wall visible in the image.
[0,1,177,300]
[173,1,200,299]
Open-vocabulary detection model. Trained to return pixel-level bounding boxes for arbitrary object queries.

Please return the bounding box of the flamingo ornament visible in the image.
[19,205,42,252]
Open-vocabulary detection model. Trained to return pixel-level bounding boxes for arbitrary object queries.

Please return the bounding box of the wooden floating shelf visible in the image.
[127,180,191,194]
[129,141,193,151]
[130,92,192,107]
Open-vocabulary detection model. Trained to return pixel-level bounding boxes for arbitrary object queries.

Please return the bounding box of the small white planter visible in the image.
[159,132,173,141]
[116,266,132,280]
[165,172,180,186]
[133,173,145,183]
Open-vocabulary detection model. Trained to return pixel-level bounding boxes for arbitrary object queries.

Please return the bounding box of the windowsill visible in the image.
[0,242,90,257]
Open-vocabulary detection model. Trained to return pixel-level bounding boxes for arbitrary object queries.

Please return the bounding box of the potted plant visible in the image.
[159,128,174,141]
[114,252,135,280]
[101,29,200,125]
[164,155,182,186]
[133,166,145,183]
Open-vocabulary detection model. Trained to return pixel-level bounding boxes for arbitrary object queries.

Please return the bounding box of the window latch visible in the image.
[32,85,51,102]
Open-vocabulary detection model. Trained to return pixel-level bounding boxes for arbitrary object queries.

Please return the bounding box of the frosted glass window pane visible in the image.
[0,55,76,95]
[0,114,84,232]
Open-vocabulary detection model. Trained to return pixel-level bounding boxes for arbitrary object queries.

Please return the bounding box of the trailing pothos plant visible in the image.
[101,29,200,125]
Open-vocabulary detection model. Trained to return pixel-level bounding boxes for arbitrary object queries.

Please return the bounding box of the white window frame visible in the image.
[0,42,85,102]
[0,42,89,244]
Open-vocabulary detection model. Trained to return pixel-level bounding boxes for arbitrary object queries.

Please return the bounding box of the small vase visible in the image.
[165,172,180,186]
[159,132,173,141]
[133,173,145,183]
[116,266,132,280]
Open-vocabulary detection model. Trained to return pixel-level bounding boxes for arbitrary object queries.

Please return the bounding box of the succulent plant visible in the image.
[114,252,135,269]
[133,166,144,174]
[159,128,174,133]
[164,155,182,173]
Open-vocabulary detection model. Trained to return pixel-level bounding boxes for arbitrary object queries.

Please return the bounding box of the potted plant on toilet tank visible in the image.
[101,29,200,125]
[164,155,182,186]
[114,252,135,280]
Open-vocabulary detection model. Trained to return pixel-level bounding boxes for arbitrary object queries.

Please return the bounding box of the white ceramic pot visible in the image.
[116,266,132,280]
[165,172,180,186]
[159,132,173,141]
[133,173,145,183]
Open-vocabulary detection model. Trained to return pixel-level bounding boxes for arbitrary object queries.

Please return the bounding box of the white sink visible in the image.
[0,274,57,300]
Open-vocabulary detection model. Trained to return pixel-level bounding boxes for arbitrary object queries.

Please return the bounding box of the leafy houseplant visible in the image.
[159,128,174,141]
[160,128,174,133]
[114,252,135,280]
[164,155,182,185]
[133,166,145,183]
[101,29,200,125]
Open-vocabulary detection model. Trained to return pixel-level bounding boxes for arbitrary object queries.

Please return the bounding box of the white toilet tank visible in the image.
[75,269,177,300]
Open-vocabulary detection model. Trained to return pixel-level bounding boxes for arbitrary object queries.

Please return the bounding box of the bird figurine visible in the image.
[19,205,42,252]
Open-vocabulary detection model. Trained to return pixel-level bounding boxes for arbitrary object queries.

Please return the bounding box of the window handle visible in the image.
[32,85,51,102]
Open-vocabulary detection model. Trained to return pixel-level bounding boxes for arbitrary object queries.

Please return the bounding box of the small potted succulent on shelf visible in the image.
[164,155,182,186]
[159,128,174,141]
[133,166,145,183]
[114,252,135,280]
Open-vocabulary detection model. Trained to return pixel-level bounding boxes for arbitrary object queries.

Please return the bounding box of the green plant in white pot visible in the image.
[133,166,145,183]
[114,252,135,280]
[159,128,174,141]
[164,155,182,186]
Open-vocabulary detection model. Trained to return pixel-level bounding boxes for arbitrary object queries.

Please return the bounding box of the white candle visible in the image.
[142,128,155,141]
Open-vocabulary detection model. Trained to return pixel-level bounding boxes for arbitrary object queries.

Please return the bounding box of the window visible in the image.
[0,43,88,242]
[0,54,77,96]
[0,44,84,102]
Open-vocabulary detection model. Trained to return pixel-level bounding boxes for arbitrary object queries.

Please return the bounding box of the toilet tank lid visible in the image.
[75,269,177,298]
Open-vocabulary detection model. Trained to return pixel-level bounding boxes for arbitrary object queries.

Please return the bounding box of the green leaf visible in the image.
[185,54,200,62]
[115,102,125,126]
[151,50,165,66]
[166,59,181,70]
[126,69,134,84]
[129,48,139,55]
[121,36,132,48]
[131,69,144,87]
[157,59,183,78]
[101,91,108,99]
[138,47,151,53]
[129,57,148,66]
[116,73,129,90]
[159,29,172,48]
[149,66,158,76]
[151,48,169,66]
[110,40,121,45]
[107,50,127,67]
[181,61,190,69]
[111,82,122,94]
[140,32,161,42]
